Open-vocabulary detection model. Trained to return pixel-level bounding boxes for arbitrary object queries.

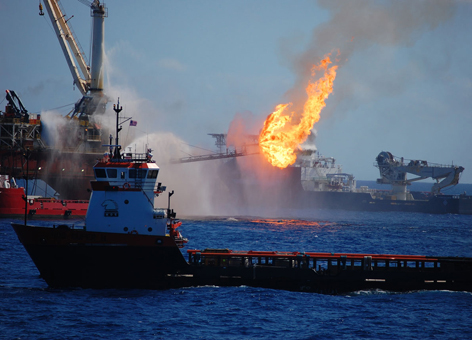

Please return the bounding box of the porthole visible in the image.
[124,200,129,204]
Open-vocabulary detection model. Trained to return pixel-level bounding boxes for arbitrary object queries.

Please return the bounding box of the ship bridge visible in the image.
[92,152,163,195]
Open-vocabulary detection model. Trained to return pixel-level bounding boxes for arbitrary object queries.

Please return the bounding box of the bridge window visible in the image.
[137,169,147,178]
[129,169,147,179]
[147,170,159,179]
[95,169,106,178]
[107,169,117,178]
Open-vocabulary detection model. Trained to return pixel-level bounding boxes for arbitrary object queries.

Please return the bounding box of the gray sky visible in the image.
[2,0,472,183]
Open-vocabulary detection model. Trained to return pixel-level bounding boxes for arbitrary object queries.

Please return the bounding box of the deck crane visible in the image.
[4,90,29,122]
[375,151,464,197]
[41,0,107,118]
[40,0,108,152]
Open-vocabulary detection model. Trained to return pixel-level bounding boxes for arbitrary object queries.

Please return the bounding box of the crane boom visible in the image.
[376,151,464,196]
[43,0,91,96]
[39,0,108,153]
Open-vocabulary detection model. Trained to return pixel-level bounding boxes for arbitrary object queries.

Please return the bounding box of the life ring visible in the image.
[130,230,138,235]
[123,182,131,189]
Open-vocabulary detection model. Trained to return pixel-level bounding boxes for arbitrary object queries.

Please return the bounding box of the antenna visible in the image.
[167,190,175,219]
[113,98,122,159]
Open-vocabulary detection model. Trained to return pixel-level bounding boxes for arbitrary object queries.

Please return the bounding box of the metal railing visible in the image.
[187,249,451,274]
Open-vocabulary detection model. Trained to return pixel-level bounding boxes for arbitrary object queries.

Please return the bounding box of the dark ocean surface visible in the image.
[1,209,472,339]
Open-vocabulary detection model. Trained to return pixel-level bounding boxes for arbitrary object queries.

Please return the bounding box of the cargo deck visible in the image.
[185,249,472,294]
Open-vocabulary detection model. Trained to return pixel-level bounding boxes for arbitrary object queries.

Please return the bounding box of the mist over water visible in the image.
[121,131,298,217]
[40,110,79,149]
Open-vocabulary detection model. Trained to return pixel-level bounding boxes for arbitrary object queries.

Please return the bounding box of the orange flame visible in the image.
[259,54,338,168]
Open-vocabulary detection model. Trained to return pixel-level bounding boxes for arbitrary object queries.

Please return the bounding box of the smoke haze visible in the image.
[90,0,463,216]
[285,0,456,119]
[212,0,461,214]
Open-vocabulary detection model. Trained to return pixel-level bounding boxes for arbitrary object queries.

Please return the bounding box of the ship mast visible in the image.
[113,99,123,160]
[106,98,133,160]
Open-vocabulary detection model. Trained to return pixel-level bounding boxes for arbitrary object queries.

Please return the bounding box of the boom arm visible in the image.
[43,0,91,95]
[376,151,464,195]
[5,90,28,117]
[431,167,463,194]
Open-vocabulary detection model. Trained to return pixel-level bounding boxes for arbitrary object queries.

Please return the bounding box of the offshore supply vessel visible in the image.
[11,106,472,294]
[0,174,88,219]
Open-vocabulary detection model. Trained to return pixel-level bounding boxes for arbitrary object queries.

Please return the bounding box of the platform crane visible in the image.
[4,90,29,121]
[41,0,107,118]
[39,0,108,152]
[375,151,464,197]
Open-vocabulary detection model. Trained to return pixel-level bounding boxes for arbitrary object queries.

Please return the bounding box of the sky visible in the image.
[1,0,472,184]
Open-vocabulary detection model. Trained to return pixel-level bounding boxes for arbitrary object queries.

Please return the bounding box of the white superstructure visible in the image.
[85,149,169,235]
[376,151,464,198]
[294,149,356,192]
[83,100,186,247]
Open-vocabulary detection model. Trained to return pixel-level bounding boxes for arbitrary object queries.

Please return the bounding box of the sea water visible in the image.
[1,210,472,339]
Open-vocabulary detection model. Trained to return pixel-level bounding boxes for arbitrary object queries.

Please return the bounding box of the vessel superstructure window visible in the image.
[107,169,117,178]
[121,172,125,179]
[95,169,106,178]
[137,169,147,178]
[147,170,158,179]
[129,169,147,179]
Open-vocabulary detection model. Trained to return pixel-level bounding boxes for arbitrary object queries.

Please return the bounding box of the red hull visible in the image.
[0,149,98,200]
[0,187,88,218]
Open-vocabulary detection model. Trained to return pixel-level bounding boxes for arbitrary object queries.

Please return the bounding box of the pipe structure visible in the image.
[90,1,107,93]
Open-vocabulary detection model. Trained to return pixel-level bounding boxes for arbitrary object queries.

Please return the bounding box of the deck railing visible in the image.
[187,249,453,274]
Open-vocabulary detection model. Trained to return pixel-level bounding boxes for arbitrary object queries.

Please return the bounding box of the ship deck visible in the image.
[185,249,472,294]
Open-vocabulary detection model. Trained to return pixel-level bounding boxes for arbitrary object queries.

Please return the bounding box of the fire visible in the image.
[259,54,338,168]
